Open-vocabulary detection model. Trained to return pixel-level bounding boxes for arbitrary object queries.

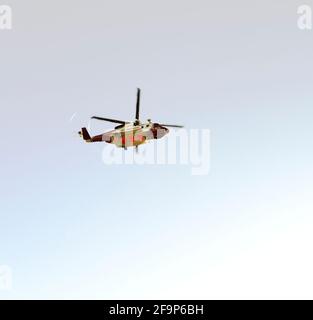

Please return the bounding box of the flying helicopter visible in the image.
[78,88,183,151]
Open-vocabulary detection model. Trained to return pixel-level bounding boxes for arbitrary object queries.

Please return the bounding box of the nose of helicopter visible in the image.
[159,125,169,132]
[153,125,169,139]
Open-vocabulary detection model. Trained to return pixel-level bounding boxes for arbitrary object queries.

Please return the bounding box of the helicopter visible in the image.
[78,88,183,151]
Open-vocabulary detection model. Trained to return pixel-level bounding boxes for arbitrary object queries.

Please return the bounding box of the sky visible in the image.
[1,0,313,299]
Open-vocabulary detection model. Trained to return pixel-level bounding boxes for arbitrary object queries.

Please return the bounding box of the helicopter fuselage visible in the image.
[81,122,169,148]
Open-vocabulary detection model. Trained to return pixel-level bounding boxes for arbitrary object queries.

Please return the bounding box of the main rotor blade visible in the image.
[135,88,141,121]
[160,124,184,128]
[91,116,127,124]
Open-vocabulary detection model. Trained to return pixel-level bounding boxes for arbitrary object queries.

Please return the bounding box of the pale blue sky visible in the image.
[1,0,313,299]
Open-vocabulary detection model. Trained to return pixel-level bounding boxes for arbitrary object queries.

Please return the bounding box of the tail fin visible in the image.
[79,127,91,141]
